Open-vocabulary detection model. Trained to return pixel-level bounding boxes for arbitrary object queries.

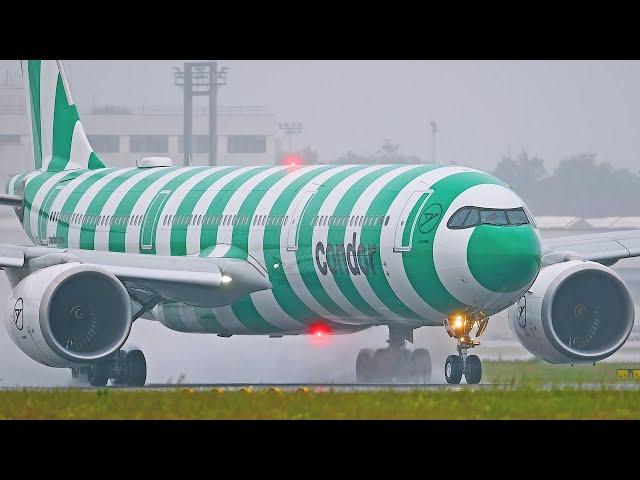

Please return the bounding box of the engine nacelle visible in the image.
[508,260,634,364]
[6,263,132,367]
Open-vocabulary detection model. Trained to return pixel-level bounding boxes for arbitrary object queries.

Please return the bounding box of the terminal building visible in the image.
[0,73,277,183]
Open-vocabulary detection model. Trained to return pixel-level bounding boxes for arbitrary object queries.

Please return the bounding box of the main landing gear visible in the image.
[71,348,147,387]
[443,312,489,384]
[356,326,431,383]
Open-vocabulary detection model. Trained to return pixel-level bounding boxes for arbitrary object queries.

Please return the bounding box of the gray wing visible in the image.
[0,244,271,308]
[542,229,640,266]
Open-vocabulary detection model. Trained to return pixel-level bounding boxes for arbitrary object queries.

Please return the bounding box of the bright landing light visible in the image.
[221,275,233,284]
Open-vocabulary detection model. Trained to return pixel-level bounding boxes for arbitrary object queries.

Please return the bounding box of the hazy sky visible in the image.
[3,60,640,171]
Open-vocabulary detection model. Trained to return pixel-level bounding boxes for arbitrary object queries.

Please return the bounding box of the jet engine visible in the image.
[508,260,634,364]
[6,263,132,367]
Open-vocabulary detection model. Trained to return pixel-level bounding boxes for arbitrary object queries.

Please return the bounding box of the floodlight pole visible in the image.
[175,62,228,167]
[430,120,438,164]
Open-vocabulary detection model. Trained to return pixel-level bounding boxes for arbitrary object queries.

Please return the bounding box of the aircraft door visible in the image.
[393,190,432,252]
[286,190,316,251]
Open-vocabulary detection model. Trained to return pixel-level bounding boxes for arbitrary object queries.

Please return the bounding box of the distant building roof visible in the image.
[535,216,589,229]
[537,216,640,230]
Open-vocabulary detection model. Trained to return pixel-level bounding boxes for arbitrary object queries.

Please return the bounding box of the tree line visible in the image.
[280,138,638,217]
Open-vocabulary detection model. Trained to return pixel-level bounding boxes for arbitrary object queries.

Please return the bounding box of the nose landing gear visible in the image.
[356,326,432,384]
[443,312,488,384]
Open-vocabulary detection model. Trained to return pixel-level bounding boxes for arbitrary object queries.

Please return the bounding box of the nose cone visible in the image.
[467,224,541,293]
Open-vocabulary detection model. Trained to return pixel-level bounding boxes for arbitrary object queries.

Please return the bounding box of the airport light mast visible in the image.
[278,121,303,153]
[430,120,438,164]
[174,62,229,167]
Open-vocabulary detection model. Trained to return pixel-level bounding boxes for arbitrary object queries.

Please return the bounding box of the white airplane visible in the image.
[0,60,637,386]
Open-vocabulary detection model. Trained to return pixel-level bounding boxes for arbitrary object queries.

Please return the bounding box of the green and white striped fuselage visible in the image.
[7,163,542,336]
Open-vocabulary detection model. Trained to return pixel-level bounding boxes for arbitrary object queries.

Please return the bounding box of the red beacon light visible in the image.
[284,154,303,167]
[309,323,331,338]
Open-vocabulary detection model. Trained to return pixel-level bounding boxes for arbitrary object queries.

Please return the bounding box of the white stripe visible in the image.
[211,305,251,334]
[66,169,135,248]
[44,169,105,241]
[380,166,476,322]
[92,168,161,251]
[214,166,285,247]
[21,61,37,169]
[312,165,386,320]
[186,166,260,255]
[248,165,327,331]
[28,170,74,239]
[179,304,203,331]
[280,165,354,322]
[345,164,419,324]
[153,167,227,255]
[124,168,194,253]
[206,244,232,257]
[39,61,59,171]
[433,183,525,310]
[67,121,93,170]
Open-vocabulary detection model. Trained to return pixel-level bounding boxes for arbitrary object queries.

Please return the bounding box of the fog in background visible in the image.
[3,60,640,171]
[1,60,640,386]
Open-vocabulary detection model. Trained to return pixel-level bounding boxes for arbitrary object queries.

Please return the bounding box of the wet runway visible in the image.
[1,382,639,391]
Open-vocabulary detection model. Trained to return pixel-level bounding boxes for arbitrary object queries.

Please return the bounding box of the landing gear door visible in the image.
[287,190,316,251]
[394,190,432,252]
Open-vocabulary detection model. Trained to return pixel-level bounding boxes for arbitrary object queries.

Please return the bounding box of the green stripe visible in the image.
[401,192,430,247]
[193,306,230,334]
[296,165,368,318]
[230,167,288,258]
[197,166,275,333]
[199,166,272,253]
[260,166,349,327]
[78,168,141,250]
[38,171,79,241]
[161,302,188,331]
[50,74,81,172]
[27,61,42,170]
[404,171,504,314]
[169,167,235,256]
[228,168,292,332]
[325,166,398,318]
[108,168,182,252]
[22,171,50,239]
[139,167,209,254]
[55,169,118,247]
[361,166,441,320]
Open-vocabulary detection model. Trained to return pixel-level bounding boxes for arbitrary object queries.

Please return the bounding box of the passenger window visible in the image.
[384,215,390,226]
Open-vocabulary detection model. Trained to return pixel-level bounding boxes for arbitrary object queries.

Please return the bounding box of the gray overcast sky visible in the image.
[4,60,640,171]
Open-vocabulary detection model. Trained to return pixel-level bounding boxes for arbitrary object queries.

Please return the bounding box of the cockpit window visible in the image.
[447,207,530,229]
[506,209,529,226]
[448,207,471,228]
[480,209,508,226]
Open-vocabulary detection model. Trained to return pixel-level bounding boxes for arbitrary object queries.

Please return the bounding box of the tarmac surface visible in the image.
[1,382,640,391]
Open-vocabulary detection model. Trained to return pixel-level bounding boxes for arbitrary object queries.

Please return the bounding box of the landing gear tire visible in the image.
[124,349,147,386]
[373,348,394,383]
[87,361,109,387]
[410,348,431,384]
[445,355,463,384]
[464,354,482,384]
[356,348,376,382]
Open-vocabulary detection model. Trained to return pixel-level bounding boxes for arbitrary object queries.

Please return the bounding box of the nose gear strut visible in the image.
[443,311,489,384]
